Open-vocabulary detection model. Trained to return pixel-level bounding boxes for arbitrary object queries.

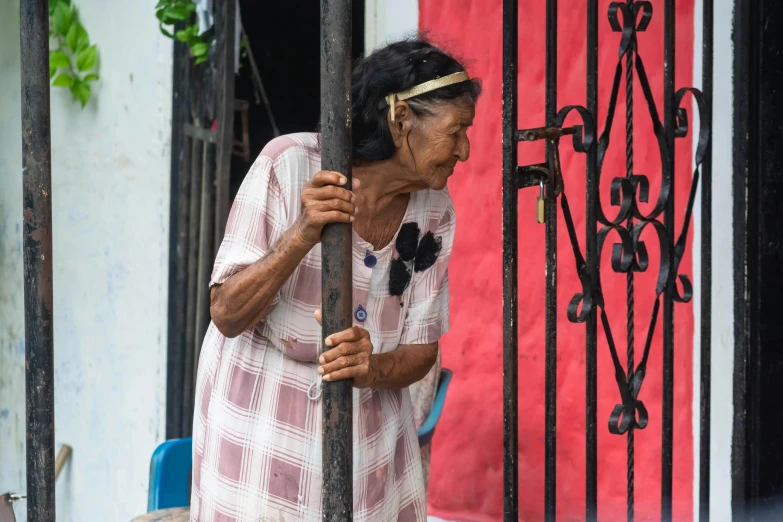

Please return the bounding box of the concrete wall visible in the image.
[0,1,172,521]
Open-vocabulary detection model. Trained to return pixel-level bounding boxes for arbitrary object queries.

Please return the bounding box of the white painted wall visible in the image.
[692,0,735,520]
[0,1,172,521]
[364,0,419,53]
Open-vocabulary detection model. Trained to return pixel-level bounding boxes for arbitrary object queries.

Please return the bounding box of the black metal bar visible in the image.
[166,132,192,439]
[731,0,761,517]
[19,1,56,520]
[661,0,676,519]
[214,0,237,247]
[195,143,217,378]
[183,136,204,436]
[320,0,353,518]
[165,31,192,440]
[585,0,599,519]
[518,126,576,142]
[517,164,549,189]
[624,1,636,520]
[699,0,713,519]
[544,0,558,519]
[502,0,519,518]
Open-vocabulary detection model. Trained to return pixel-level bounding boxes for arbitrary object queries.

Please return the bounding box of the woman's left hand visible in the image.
[314,309,375,388]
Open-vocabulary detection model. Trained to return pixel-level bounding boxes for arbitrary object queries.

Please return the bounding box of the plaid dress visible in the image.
[190,133,455,522]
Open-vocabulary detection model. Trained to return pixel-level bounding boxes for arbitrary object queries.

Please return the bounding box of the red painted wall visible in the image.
[419,1,695,520]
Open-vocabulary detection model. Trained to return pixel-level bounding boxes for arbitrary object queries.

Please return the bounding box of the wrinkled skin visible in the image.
[385,98,475,191]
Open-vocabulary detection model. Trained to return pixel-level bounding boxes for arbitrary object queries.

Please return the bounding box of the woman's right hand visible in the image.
[294,170,356,246]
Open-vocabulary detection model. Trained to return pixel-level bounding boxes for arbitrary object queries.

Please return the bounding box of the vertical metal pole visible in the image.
[585,0,599,519]
[194,143,217,379]
[183,137,203,437]
[19,1,56,521]
[320,0,353,519]
[624,1,636,520]
[501,0,519,519]
[214,0,237,246]
[166,134,192,439]
[730,0,757,515]
[699,0,714,519]
[544,0,558,519]
[661,0,676,519]
[165,36,192,440]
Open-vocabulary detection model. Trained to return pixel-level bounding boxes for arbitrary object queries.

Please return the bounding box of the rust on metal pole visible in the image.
[19,0,56,520]
[320,0,353,519]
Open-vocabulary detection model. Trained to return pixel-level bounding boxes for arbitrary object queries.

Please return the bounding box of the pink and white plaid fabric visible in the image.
[190,133,455,522]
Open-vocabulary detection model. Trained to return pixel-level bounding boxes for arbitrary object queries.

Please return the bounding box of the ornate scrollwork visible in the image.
[547,0,710,436]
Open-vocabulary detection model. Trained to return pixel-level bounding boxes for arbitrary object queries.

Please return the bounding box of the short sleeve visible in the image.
[210,157,288,290]
[399,197,455,345]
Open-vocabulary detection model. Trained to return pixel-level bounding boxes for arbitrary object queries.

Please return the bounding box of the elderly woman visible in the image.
[190,39,480,521]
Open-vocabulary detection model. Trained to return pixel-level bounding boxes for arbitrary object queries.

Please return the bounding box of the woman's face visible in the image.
[394,99,475,190]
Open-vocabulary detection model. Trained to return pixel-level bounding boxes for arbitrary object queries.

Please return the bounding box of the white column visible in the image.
[692,0,735,519]
[364,0,419,54]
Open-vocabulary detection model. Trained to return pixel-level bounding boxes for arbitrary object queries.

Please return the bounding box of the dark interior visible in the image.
[230,0,365,200]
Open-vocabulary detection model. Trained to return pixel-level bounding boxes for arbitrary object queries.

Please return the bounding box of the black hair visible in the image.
[352,38,482,163]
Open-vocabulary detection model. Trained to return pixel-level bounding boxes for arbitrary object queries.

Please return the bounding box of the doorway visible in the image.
[229,0,365,200]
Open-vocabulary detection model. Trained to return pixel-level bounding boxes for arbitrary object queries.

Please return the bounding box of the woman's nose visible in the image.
[455,136,470,162]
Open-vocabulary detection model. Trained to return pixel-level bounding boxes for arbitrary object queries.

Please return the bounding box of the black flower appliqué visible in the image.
[389,222,442,296]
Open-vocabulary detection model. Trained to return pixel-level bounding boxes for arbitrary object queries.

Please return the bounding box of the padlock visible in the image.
[537,178,546,224]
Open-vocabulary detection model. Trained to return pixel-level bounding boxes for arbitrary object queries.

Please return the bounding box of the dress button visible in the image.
[355,305,367,322]
[364,250,377,268]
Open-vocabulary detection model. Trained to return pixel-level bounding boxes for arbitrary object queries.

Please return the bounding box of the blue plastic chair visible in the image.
[147,438,192,511]
[147,369,452,511]
[416,369,453,447]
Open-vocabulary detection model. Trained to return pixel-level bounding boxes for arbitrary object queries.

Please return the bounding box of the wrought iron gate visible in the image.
[502,0,713,520]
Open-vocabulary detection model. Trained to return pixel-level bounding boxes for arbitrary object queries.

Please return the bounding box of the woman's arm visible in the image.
[210,228,312,338]
[314,310,438,389]
[365,343,439,389]
[211,171,355,338]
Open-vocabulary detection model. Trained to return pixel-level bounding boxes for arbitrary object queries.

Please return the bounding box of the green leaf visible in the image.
[53,1,73,36]
[50,64,56,79]
[66,22,89,52]
[70,80,90,108]
[159,23,174,38]
[190,42,208,57]
[76,44,97,72]
[49,50,70,68]
[83,73,99,82]
[65,23,77,49]
[185,25,201,45]
[162,5,190,21]
[52,73,74,87]
[154,0,168,8]
[194,54,208,65]
[175,29,190,42]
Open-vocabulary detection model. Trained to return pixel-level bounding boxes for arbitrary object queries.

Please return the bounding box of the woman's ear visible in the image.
[388,101,414,147]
